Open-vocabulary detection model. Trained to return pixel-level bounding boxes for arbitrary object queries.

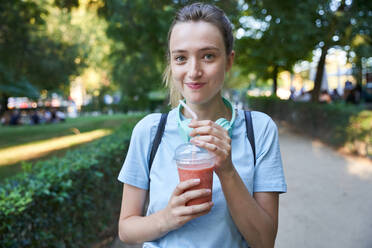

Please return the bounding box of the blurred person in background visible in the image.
[9,110,20,125]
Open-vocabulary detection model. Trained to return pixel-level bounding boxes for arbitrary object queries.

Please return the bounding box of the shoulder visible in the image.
[250,110,277,132]
[248,111,280,156]
[251,111,274,125]
[133,113,162,132]
[130,113,163,140]
[243,110,279,150]
[237,110,277,132]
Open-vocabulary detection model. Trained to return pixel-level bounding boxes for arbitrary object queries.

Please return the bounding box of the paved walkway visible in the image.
[111,125,372,248]
[276,126,372,248]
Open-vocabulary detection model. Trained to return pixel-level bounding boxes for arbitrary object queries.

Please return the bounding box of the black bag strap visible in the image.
[148,113,168,171]
[244,111,256,166]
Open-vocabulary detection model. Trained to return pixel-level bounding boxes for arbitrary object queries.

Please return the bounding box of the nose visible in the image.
[187,58,202,79]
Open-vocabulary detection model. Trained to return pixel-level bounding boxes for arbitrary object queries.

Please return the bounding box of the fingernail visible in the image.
[205,189,211,193]
[193,179,200,183]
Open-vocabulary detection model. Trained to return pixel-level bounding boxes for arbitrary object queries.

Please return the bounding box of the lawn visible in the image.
[0,113,143,180]
[0,114,133,149]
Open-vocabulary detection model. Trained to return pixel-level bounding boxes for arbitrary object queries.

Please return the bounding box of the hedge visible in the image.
[0,114,143,248]
[248,96,372,158]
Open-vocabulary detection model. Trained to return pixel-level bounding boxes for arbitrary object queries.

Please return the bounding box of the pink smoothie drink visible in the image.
[174,143,215,206]
[177,163,214,206]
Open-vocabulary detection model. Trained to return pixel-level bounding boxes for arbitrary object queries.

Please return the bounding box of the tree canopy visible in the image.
[235,0,372,100]
[1,0,371,112]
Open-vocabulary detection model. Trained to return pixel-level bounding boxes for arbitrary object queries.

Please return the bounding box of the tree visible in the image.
[236,0,371,101]
[236,0,319,95]
[302,0,372,102]
[0,0,81,113]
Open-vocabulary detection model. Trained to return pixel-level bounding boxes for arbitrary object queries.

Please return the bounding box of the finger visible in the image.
[189,125,227,140]
[173,179,200,196]
[189,120,229,135]
[188,119,215,128]
[173,188,212,206]
[191,135,230,151]
[178,201,214,216]
[190,139,228,156]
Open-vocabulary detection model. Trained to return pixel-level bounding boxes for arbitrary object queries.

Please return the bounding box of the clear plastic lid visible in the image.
[174,143,215,165]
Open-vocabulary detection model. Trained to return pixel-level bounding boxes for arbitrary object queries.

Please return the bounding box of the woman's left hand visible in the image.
[189,120,233,175]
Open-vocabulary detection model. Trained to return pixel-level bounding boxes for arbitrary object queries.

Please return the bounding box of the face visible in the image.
[169,21,234,105]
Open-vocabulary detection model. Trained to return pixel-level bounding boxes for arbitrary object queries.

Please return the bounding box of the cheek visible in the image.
[170,65,183,82]
[209,64,226,82]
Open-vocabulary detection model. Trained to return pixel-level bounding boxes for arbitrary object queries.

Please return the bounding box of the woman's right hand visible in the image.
[160,179,213,232]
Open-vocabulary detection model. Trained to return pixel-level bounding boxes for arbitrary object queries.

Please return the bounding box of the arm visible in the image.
[217,168,278,247]
[189,120,279,247]
[118,181,213,244]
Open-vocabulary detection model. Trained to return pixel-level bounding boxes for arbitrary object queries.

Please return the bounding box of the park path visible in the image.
[110,124,372,248]
[276,125,372,248]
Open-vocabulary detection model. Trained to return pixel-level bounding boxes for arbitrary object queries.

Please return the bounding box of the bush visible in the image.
[0,114,143,248]
[248,96,372,157]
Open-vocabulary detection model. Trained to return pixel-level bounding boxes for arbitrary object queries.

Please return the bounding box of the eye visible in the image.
[203,54,215,61]
[175,56,186,63]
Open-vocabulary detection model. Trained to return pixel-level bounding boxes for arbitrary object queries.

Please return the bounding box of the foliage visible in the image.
[307,0,372,101]
[236,0,372,99]
[248,96,371,157]
[0,0,81,96]
[0,114,142,247]
[236,0,317,93]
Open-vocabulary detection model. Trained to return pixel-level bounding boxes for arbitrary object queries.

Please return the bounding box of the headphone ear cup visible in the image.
[215,118,231,131]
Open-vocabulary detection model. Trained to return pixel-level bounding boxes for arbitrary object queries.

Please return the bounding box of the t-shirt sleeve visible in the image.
[117,114,161,190]
[253,112,287,193]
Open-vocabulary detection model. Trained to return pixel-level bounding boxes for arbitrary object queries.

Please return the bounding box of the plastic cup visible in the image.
[174,143,215,206]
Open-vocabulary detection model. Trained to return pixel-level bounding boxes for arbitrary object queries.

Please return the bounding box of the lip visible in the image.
[185,82,206,90]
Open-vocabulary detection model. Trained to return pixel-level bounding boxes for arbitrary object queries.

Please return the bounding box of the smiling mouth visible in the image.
[185,83,206,90]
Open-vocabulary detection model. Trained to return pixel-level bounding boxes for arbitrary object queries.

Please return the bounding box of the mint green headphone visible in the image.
[177,97,236,142]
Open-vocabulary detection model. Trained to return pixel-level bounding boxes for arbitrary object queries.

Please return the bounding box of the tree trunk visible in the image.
[272,65,278,96]
[312,45,328,102]
[0,93,9,115]
[355,56,363,88]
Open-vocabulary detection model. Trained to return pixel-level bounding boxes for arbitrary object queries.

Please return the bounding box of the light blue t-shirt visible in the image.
[118,108,287,248]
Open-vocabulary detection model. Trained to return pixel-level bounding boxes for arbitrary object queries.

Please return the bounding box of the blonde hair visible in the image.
[163,64,183,108]
[163,2,234,108]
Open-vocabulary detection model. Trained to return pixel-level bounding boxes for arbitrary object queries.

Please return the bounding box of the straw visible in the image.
[179,100,198,120]
[179,100,199,162]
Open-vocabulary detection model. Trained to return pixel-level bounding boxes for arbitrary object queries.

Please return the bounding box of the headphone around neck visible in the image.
[177,97,236,142]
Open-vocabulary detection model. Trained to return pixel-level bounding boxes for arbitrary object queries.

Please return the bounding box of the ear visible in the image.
[225,50,235,72]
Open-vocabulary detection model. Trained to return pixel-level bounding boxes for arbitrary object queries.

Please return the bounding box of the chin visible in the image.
[184,95,213,105]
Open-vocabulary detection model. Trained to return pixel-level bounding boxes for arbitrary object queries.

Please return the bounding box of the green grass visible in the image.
[0,114,134,149]
[0,113,145,180]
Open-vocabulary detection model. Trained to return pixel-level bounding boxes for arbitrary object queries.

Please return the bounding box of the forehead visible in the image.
[169,21,224,52]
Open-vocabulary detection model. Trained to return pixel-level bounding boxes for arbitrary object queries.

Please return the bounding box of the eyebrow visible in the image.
[171,46,220,54]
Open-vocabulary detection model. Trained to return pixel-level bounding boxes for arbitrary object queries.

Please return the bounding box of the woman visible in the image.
[117,3,286,247]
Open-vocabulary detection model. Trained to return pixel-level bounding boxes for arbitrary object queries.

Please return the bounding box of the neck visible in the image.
[183,95,231,121]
